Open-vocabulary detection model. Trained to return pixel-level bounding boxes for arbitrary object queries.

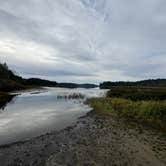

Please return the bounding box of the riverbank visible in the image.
[88,86,166,131]
[0,86,38,109]
[0,77,166,165]
[0,92,15,109]
[87,97,166,131]
[0,110,165,166]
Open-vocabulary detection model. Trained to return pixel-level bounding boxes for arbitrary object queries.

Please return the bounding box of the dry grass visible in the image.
[87,97,166,131]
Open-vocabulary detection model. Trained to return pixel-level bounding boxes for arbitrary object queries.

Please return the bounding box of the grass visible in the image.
[107,86,166,101]
[87,86,166,131]
[87,98,166,131]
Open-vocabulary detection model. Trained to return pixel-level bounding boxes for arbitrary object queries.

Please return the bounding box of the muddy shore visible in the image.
[0,111,165,166]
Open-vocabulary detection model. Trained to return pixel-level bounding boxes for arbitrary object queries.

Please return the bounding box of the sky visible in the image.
[0,0,166,83]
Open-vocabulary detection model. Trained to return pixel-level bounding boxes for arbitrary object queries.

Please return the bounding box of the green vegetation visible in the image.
[25,78,57,87]
[0,62,27,92]
[0,62,23,82]
[100,79,166,89]
[88,86,166,131]
[25,80,97,89]
[88,97,166,131]
[57,83,98,89]
[0,62,98,91]
[107,86,166,101]
[0,79,30,92]
[0,62,15,79]
[0,62,30,108]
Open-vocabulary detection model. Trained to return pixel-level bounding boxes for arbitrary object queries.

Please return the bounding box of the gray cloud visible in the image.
[0,0,166,83]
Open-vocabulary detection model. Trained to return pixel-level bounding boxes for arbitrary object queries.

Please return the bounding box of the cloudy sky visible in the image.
[0,0,166,83]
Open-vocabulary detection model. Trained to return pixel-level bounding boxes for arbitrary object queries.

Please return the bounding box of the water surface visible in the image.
[0,87,106,145]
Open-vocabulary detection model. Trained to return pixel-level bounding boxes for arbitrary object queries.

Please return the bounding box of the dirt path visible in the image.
[0,112,165,166]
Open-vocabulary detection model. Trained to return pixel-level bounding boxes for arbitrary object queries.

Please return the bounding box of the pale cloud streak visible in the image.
[0,0,166,83]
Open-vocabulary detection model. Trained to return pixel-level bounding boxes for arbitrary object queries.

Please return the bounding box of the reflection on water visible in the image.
[0,87,107,145]
[0,95,15,111]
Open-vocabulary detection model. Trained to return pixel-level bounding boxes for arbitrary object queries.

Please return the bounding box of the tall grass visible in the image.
[107,86,166,101]
[88,98,166,131]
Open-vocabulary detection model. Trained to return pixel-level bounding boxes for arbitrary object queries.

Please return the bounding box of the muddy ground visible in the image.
[0,111,165,166]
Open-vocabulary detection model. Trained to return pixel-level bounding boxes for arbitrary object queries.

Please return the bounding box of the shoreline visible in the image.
[0,115,84,149]
[0,110,165,166]
[0,111,92,148]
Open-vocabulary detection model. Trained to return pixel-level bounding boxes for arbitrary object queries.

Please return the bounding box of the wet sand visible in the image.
[0,111,165,166]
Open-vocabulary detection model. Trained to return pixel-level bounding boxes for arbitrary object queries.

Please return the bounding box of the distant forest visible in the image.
[1,62,166,91]
[100,79,166,89]
[0,62,97,91]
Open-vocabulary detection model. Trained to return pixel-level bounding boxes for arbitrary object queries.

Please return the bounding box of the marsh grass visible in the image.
[57,93,85,100]
[87,98,166,131]
[107,86,166,101]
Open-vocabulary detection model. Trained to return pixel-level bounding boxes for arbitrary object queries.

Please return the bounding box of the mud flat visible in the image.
[0,111,165,166]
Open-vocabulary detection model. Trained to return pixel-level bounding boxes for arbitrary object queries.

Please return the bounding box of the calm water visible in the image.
[0,87,106,145]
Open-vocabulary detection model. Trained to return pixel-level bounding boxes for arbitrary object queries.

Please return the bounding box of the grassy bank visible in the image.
[88,98,166,131]
[88,87,166,131]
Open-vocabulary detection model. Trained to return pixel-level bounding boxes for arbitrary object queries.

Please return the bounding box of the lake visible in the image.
[0,87,107,145]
